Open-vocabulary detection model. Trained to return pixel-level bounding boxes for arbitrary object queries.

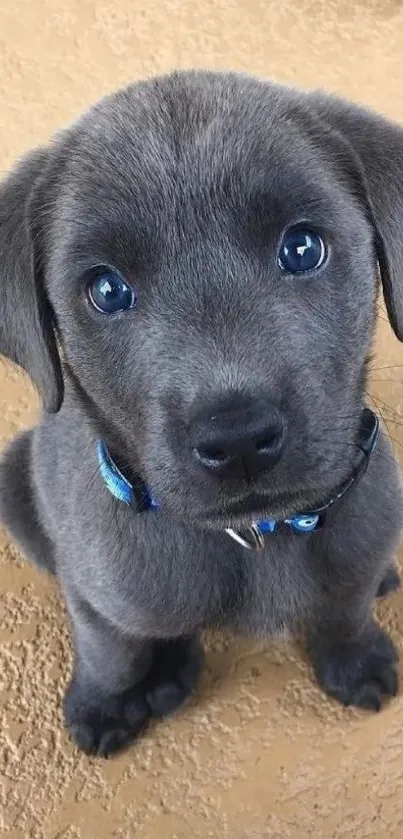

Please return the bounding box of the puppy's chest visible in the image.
[228,537,315,636]
[110,522,315,638]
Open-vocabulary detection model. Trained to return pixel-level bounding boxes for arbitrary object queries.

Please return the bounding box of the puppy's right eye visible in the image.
[87,268,137,314]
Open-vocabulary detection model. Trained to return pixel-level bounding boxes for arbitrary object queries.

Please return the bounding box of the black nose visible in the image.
[190,397,287,479]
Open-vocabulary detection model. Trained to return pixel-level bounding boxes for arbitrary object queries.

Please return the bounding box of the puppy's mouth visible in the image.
[195,486,326,531]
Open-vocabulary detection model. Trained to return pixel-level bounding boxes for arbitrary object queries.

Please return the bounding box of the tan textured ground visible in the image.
[2,1,403,837]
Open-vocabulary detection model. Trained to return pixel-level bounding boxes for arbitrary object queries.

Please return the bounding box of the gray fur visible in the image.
[0,70,403,756]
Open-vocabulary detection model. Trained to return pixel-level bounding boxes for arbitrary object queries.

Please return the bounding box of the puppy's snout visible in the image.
[190,397,287,479]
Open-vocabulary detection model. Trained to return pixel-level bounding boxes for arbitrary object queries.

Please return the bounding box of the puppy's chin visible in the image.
[185,485,331,532]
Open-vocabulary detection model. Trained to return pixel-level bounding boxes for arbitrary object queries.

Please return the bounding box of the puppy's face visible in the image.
[2,72,403,528]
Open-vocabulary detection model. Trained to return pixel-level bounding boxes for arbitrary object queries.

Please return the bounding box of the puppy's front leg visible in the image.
[63,591,204,757]
[306,433,402,712]
[307,588,398,712]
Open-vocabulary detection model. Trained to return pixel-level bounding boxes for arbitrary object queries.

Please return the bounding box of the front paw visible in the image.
[64,678,150,757]
[311,626,399,712]
[64,636,203,757]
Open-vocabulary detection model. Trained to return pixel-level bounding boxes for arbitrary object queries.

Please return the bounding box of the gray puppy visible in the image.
[1,70,403,758]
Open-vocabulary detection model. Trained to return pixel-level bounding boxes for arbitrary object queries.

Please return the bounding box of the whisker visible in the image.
[366,392,402,418]
[370,364,403,372]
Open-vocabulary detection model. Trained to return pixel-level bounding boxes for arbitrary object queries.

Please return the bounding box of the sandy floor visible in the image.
[2,1,403,837]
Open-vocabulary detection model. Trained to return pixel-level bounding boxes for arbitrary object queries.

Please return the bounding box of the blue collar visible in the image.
[97,440,160,510]
[97,408,379,551]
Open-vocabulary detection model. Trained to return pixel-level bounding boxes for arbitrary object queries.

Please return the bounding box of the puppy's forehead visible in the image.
[77,72,284,166]
[67,74,324,199]
[57,73,349,267]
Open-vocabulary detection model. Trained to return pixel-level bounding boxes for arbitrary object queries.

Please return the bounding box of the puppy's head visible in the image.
[1,71,403,528]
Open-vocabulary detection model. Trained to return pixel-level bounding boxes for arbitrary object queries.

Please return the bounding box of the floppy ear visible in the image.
[307,92,403,341]
[0,147,63,412]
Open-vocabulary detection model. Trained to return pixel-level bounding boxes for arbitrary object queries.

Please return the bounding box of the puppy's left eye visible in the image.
[278,228,326,274]
[88,269,137,314]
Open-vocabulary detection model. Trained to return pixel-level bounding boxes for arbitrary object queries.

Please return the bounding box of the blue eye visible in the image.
[278,228,326,274]
[88,269,137,314]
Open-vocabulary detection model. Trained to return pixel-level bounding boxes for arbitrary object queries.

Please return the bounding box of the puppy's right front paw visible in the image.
[64,678,150,757]
[64,636,203,757]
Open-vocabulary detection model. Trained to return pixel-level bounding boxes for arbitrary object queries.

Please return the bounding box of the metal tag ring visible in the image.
[225,524,266,551]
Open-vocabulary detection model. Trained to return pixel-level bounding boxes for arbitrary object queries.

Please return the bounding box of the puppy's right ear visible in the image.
[0,148,63,413]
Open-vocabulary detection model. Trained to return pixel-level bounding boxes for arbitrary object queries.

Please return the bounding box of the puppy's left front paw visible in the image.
[311,626,399,711]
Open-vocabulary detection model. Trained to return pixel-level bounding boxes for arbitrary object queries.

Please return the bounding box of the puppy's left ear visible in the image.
[307,92,403,341]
